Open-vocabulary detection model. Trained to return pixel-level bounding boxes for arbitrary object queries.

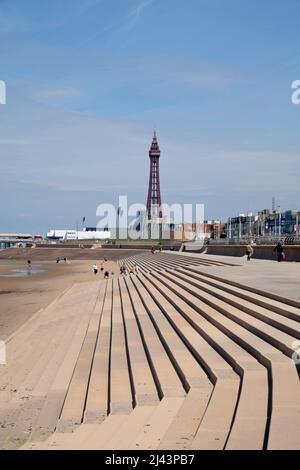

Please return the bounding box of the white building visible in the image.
[47,229,111,241]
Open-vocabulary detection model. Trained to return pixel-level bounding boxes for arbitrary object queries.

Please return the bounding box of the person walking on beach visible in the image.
[104,271,109,279]
[130,265,136,275]
[120,265,126,275]
[273,242,284,262]
[56,257,60,264]
[27,260,32,270]
[246,244,254,261]
[93,264,99,275]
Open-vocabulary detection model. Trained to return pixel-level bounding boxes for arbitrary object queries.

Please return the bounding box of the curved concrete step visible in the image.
[130,275,212,393]
[104,405,157,450]
[27,289,100,443]
[118,277,159,407]
[179,267,300,324]
[109,279,133,416]
[142,272,268,450]
[189,268,300,313]
[163,269,298,357]
[150,271,300,450]
[84,280,113,423]
[129,397,186,450]
[57,282,106,432]
[124,277,185,399]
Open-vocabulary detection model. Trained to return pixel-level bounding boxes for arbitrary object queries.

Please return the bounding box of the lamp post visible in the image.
[277,206,282,240]
[228,217,232,241]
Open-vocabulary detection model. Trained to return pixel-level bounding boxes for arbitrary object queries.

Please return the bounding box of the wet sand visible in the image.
[0,258,119,341]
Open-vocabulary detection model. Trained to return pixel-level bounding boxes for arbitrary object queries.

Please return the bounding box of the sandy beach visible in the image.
[0,254,120,341]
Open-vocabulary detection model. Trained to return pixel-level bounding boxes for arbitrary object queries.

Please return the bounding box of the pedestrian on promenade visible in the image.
[273,242,284,262]
[104,271,109,279]
[27,260,32,270]
[93,264,98,275]
[56,257,60,264]
[246,244,254,261]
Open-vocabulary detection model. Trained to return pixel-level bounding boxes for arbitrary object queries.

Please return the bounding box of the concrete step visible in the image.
[109,279,133,416]
[104,406,157,450]
[124,276,185,399]
[57,282,106,432]
[157,389,211,450]
[190,374,241,450]
[23,415,129,450]
[129,397,186,450]
[151,270,300,450]
[177,267,300,336]
[163,269,298,357]
[0,281,102,449]
[0,316,80,450]
[84,280,112,423]
[188,268,300,316]
[27,288,100,442]
[143,272,267,450]
[118,277,159,407]
[120,252,235,274]
[131,274,212,392]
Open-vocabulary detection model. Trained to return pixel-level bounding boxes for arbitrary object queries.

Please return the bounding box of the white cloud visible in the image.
[130,0,156,20]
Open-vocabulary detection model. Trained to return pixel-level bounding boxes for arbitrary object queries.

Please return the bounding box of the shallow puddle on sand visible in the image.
[0,263,46,278]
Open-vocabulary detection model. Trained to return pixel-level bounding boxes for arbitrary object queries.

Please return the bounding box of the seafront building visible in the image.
[46,228,111,242]
[0,233,38,249]
[225,208,300,242]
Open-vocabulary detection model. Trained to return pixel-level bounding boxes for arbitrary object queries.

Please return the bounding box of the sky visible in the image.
[0,0,300,233]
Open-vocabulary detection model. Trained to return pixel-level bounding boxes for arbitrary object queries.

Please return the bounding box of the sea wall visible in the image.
[204,244,300,262]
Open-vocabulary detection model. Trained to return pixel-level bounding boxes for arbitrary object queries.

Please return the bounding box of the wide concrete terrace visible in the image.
[0,251,299,450]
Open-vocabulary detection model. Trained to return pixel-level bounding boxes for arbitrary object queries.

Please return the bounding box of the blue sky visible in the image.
[0,0,300,233]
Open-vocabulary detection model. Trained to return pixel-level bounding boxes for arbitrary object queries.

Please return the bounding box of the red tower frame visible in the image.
[146,131,162,220]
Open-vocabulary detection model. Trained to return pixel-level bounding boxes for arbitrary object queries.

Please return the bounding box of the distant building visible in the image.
[168,220,223,242]
[34,234,43,241]
[262,210,300,236]
[212,220,227,239]
[225,208,300,241]
[47,229,111,241]
[226,214,257,240]
[0,233,34,249]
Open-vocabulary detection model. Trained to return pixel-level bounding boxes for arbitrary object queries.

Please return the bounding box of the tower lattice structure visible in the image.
[146,131,162,220]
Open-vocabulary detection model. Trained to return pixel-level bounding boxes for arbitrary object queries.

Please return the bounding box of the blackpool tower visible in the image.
[146,131,163,221]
